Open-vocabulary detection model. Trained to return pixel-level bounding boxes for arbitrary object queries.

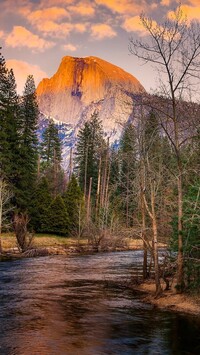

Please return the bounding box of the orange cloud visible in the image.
[18,4,89,38]
[40,0,74,6]
[30,21,87,38]
[122,15,158,35]
[95,0,146,15]
[187,0,200,5]
[6,59,47,94]
[28,7,69,23]
[168,4,200,21]
[123,16,145,33]
[22,6,71,38]
[5,26,55,51]
[69,3,95,16]
[181,4,200,21]
[62,43,77,51]
[0,30,4,38]
[91,23,117,39]
[160,0,171,5]
[74,23,88,33]
[35,21,72,37]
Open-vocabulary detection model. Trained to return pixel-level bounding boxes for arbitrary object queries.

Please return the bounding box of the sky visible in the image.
[1,0,200,94]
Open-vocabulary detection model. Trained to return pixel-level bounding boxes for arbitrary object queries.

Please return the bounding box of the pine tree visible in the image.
[40,118,63,196]
[120,123,137,226]
[63,174,84,234]
[75,112,105,197]
[0,51,8,177]
[44,195,69,235]
[0,52,20,182]
[0,51,8,167]
[15,75,39,210]
[30,177,52,232]
[41,119,62,166]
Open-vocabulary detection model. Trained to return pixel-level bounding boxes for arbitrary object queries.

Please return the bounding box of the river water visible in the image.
[0,251,199,355]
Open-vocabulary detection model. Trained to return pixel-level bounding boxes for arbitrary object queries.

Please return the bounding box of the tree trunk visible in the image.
[86,177,92,223]
[96,155,102,220]
[84,145,88,199]
[0,231,2,254]
[104,161,111,231]
[140,160,148,280]
[141,195,148,280]
[151,185,162,297]
[126,172,129,228]
[0,187,2,254]
[174,111,184,293]
[37,154,40,179]
[176,169,184,292]
[69,147,73,181]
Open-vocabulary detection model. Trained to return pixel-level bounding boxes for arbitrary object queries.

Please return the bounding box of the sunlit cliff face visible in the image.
[36,56,145,136]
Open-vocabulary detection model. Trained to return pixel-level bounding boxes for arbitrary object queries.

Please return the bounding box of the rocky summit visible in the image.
[37,56,145,164]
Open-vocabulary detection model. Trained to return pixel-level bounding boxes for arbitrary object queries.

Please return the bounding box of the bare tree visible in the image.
[129,6,200,292]
[13,213,34,253]
[0,178,13,253]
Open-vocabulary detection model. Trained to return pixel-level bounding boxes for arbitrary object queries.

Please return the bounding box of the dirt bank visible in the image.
[134,279,200,316]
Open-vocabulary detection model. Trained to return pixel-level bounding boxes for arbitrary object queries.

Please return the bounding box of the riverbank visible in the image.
[133,279,200,316]
[1,232,165,256]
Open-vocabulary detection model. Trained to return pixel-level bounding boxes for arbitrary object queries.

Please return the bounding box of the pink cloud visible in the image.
[69,3,95,16]
[168,3,200,21]
[122,15,158,35]
[28,7,69,24]
[5,26,55,51]
[0,30,4,39]
[62,43,77,51]
[17,4,88,39]
[6,59,47,94]
[160,0,171,5]
[91,23,117,40]
[180,4,200,21]
[34,21,73,38]
[95,0,147,15]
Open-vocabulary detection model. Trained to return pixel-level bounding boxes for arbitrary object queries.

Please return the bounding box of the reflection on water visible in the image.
[0,251,200,355]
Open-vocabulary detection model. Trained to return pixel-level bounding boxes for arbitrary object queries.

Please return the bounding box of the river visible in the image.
[0,251,199,354]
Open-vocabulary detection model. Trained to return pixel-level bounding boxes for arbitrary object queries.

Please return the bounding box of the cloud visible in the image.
[28,7,69,24]
[29,20,87,38]
[34,21,73,38]
[18,4,88,39]
[95,0,146,15]
[6,59,47,94]
[167,3,200,22]
[160,0,171,5]
[20,6,71,38]
[5,26,55,51]
[69,3,95,16]
[0,30,4,39]
[91,23,117,39]
[187,0,200,5]
[62,43,77,51]
[180,4,200,21]
[39,0,74,6]
[123,16,145,33]
[122,15,158,36]
[74,23,88,33]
